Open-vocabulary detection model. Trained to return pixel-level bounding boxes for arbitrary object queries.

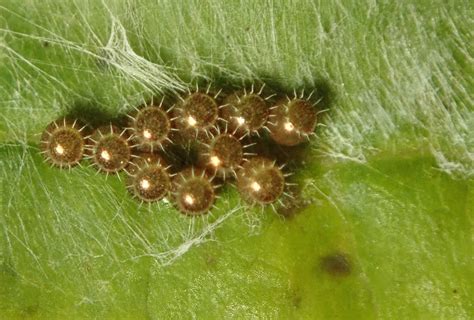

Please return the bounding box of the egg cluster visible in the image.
[40,84,318,216]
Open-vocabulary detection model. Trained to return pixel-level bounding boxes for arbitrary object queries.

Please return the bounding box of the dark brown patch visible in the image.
[320,253,352,277]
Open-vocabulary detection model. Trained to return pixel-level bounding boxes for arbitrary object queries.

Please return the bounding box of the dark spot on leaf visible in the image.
[292,293,302,308]
[320,253,352,277]
[22,304,39,316]
[287,286,303,309]
[452,289,458,294]
[204,254,217,267]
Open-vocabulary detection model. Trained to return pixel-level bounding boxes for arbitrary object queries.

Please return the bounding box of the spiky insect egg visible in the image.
[40,118,87,168]
[268,98,317,146]
[174,90,221,139]
[127,155,171,202]
[237,157,285,205]
[172,167,216,216]
[221,86,272,136]
[88,125,131,173]
[199,132,254,179]
[127,101,173,152]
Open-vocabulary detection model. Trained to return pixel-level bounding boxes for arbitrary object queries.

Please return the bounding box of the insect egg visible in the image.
[172,167,216,216]
[236,157,285,205]
[127,100,172,152]
[199,132,245,179]
[268,97,317,146]
[40,118,87,168]
[222,85,271,136]
[174,89,221,139]
[88,124,131,173]
[127,155,171,202]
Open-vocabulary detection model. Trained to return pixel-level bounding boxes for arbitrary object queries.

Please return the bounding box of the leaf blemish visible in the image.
[320,253,352,277]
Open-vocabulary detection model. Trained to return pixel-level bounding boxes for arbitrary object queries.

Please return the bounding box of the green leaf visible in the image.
[1,1,472,319]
